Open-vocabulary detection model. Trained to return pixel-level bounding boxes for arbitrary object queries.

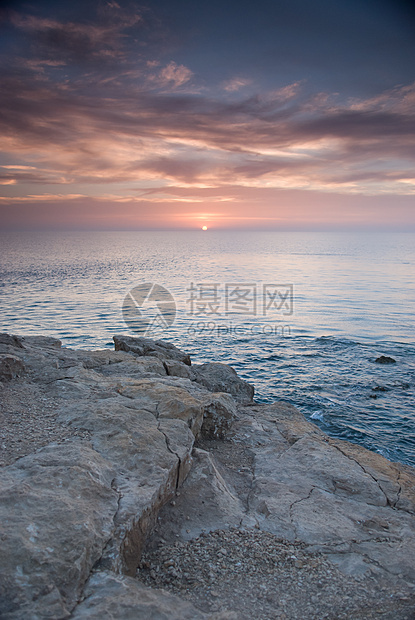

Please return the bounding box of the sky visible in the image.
[0,0,414,230]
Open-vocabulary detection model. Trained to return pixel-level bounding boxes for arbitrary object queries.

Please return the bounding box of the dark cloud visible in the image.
[8,9,142,66]
[0,61,414,192]
[298,110,415,140]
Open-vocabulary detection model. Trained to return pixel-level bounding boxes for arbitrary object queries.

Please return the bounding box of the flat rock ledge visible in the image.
[0,334,414,620]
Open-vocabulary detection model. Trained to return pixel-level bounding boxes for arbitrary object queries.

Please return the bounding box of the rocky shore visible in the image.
[0,333,414,619]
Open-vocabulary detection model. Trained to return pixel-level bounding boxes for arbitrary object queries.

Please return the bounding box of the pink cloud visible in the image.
[155,61,193,89]
[1,5,414,230]
[223,77,252,92]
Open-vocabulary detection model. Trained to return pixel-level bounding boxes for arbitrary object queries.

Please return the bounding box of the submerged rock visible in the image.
[375,355,396,364]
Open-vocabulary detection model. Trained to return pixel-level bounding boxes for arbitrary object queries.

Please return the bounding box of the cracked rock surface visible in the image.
[140,403,415,618]
[0,333,414,619]
[0,334,236,618]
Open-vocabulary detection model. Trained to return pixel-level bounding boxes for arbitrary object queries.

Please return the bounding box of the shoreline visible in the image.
[1,333,415,619]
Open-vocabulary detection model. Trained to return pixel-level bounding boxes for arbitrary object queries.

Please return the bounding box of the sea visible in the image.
[1,230,414,467]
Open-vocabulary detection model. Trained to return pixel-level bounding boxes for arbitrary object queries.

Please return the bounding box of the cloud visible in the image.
[9,6,142,65]
[1,5,415,207]
[0,69,414,197]
[349,83,415,114]
[155,61,193,89]
[223,77,252,92]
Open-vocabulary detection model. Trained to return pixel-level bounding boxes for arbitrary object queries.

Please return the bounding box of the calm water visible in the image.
[1,230,414,467]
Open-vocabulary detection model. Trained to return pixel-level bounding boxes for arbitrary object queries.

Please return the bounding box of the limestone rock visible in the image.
[0,443,118,619]
[192,362,254,403]
[100,356,167,378]
[0,353,25,380]
[113,335,191,365]
[199,392,237,439]
[56,397,195,575]
[72,571,211,619]
[0,333,23,348]
[237,403,415,583]
[147,399,415,608]
[116,378,236,440]
[150,448,250,542]
[116,379,205,437]
[163,358,194,379]
[20,335,62,349]
[80,349,134,369]
[1,332,415,619]
[0,334,220,618]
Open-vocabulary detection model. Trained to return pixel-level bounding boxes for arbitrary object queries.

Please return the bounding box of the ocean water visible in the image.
[1,230,414,467]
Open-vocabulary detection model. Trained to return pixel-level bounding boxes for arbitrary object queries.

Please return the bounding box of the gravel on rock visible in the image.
[0,380,91,466]
[137,524,415,619]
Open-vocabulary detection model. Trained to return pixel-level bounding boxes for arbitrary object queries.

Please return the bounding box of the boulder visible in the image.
[115,378,237,440]
[192,362,254,404]
[0,354,25,380]
[72,571,232,619]
[113,336,191,366]
[20,335,62,349]
[199,392,237,439]
[163,358,194,379]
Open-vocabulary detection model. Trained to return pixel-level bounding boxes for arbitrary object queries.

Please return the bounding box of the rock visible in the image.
[0,443,118,619]
[56,396,195,575]
[0,334,226,617]
[199,393,237,439]
[116,379,237,441]
[20,335,62,349]
[1,333,415,620]
[72,571,211,619]
[141,402,415,618]
[192,362,254,404]
[0,333,23,348]
[116,379,205,438]
[100,356,167,378]
[150,448,250,542]
[163,359,194,379]
[79,349,133,369]
[375,355,396,364]
[113,335,191,366]
[0,354,25,380]
[234,403,415,582]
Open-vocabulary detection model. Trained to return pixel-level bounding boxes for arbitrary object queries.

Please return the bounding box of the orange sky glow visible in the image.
[0,1,414,231]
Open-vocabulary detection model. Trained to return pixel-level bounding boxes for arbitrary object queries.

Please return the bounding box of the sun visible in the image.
[201,225,208,231]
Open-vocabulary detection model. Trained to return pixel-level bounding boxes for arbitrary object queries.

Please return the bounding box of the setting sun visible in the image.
[202,225,208,231]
